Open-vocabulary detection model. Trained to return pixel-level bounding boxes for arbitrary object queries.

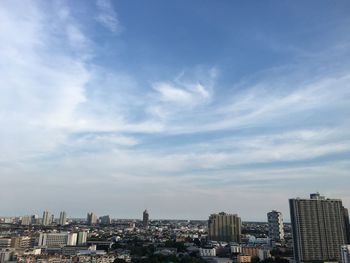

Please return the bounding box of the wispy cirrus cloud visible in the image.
[95,0,121,33]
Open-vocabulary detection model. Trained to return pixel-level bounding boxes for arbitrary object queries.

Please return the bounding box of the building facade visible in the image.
[208,212,241,242]
[42,210,51,226]
[267,210,284,241]
[342,245,350,263]
[289,193,348,262]
[86,212,97,225]
[143,209,149,228]
[59,211,67,226]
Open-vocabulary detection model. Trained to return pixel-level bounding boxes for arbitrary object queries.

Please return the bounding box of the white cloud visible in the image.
[95,0,121,33]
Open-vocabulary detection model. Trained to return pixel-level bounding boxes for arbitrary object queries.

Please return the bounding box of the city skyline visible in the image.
[1,0,350,220]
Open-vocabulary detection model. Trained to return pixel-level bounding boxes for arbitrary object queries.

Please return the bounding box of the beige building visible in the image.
[208,212,241,242]
[290,193,348,263]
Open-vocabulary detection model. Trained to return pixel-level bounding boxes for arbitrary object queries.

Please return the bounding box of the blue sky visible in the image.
[1,0,350,221]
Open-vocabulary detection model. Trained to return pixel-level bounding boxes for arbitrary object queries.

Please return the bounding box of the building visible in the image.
[237,255,252,263]
[42,210,51,226]
[10,236,31,249]
[342,245,350,263]
[344,208,350,243]
[267,210,284,241]
[143,209,149,228]
[21,215,32,226]
[0,239,11,249]
[99,215,111,225]
[77,231,88,245]
[0,249,14,263]
[289,193,348,262]
[59,211,67,225]
[38,232,77,248]
[87,212,97,225]
[208,212,241,242]
[199,247,216,257]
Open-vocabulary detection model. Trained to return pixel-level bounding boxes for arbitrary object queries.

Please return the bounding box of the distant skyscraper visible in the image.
[208,212,241,242]
[99,215,111,225]
[267,210,284,241]
[59,211,67,225]
[143,209,149,228]
[289,193,348,262]
[87,212,97,225]
[42,210,51,226]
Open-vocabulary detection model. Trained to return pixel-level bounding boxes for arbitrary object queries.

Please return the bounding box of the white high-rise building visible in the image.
[59,211,67,225]
[42,210,51,226]
[267,210,284,241]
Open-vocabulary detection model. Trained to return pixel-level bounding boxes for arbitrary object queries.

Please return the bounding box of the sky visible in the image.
[0,0,350,221]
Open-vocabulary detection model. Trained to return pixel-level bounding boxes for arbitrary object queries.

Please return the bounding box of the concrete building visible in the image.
[38,232,77,248]
[208,212,241,242]
[237,255,252,263]
[10,236,31,249]
[0,249,14,263]
[267,210,284,241]
[59,211,67,226]
[342,245,350,263]
[87,212,97,225]
[42,210,51,226]
[289,193,348,263]
[99,215,111,225]
[143,209,149,228]
[21,215,32,226]
[344,208,350,244]
[199,247,216,257]
[77,231,88,245]
[0,239,11,249]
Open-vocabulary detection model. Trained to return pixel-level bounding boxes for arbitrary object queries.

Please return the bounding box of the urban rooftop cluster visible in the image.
[0,193,349,263]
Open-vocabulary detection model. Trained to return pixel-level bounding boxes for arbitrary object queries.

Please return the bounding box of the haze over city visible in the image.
[1,0,350,221]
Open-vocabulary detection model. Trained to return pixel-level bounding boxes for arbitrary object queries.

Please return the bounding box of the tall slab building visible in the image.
[289,193,348,263]
[208,212,241,242]
[267,210,284,241]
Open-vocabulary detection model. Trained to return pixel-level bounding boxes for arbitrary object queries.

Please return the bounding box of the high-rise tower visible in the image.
[143,209,149,228]
[87,212,97,225]
[289,193,348,262]
[59,211,67,225]
[42,210,51,226]
[208,212,241,242]
[267,210,284,241]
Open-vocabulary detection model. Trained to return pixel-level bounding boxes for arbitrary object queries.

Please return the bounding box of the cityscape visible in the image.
[1,0,350,263]
[0,193,349,263]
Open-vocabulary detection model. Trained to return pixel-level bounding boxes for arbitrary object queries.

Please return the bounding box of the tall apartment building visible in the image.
[208,212,241,242]
[99,215,111,225]
[289,193,348,262]
[267,210,284,241]
[59,211,67,225]
[42,210,51,226]
[87,212,97,225]
[143,209,149,228]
